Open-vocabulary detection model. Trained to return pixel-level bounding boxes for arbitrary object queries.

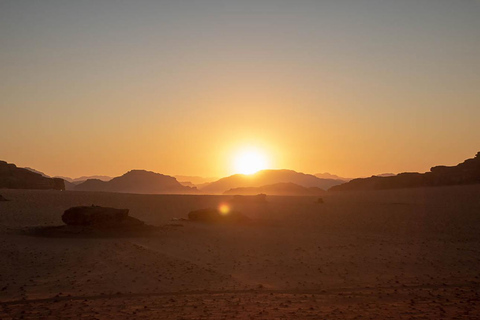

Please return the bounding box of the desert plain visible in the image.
[1,185,480,319]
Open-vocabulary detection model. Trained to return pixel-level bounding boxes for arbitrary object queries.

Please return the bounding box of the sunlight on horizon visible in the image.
[233,147,269,175]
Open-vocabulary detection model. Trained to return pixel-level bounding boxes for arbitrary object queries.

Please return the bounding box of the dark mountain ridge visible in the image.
[201,169,343,194]
[330,152,480,192]
[0,161,65,190]
[75,169,197,194]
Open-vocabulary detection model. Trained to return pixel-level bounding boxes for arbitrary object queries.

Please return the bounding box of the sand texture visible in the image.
[1,185,480,319]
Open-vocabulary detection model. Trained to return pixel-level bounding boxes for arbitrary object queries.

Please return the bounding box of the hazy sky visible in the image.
[1,0,479,178]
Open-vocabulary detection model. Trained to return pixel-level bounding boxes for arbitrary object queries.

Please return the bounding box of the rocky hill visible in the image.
[330,152,480,192]
[75,170,197,194]
[0,161,65,190]
[201,169,343,194]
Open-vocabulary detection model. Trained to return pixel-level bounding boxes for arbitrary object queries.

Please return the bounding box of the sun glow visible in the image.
[233,148,269,175]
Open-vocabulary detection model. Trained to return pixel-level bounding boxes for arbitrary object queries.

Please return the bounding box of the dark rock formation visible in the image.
[0,194,9,201]
[330,152,480,192]
[75,170,197,194]
[23,167,50,177]
[63,180,77,191]
[201,169,343,194]
[62,205,144,228]
[224,182,325,196]
[72,175,112,183]
[188,208,251,224]
[315,172,351,181]
[0,161,65,190]
[178,181,196,188]
[74,179,107,192]
[174,175,216,186]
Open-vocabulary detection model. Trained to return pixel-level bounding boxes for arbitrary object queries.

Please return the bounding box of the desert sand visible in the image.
[1,185,480,319]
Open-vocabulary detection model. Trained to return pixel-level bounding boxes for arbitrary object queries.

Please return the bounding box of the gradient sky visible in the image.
[1,0,479,179]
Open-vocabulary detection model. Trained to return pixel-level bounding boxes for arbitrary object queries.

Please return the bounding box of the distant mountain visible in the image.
[23,168,112,186]
[72,175,112,183]
[1,161,64,190]
[75,170,197,194]
[201,169,344,194]
[330,152,480,192]
[54,176,74,182]
[224,182,325,196]
[174,175,217,186]
[23,167,79,190]
[195,182,213,190]
[315,172,395,181]
[315,172,351,181]
[178,181,197,188]
[54,175,112,184]
[376,173,396,177]
[63,181,76,190]
[23,167,50,178]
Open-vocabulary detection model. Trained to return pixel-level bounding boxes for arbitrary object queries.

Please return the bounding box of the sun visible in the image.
[233,148,269,175]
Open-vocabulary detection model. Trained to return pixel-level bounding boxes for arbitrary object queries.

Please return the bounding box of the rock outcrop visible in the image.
[330,152,480,192]
[202,169,342,194]
[75,170,197,195]
[188,208,251,224]
[0,161,65,190]
[62,205,145,228]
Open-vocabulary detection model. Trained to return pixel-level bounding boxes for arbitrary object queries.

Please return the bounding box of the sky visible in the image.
[1,0,479,179]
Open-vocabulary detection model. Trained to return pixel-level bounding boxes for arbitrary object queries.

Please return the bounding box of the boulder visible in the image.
[188,208,250,224]
[62,205,144,228]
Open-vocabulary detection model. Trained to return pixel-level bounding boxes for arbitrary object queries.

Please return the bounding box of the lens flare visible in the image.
[219,203,230,215]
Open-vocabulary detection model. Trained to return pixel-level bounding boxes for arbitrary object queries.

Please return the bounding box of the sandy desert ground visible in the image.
[1,185,480,319]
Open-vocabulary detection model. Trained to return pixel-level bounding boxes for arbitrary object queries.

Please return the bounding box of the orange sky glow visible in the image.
[1,1,479,179]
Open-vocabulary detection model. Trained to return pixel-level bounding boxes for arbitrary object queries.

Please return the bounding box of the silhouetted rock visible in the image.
[72,175,112,183]
[376,173,396,177]
[202,170,341,194]
[62,205,144,228]
[188,208,250,224]
[0,194,9,201]
[178,181,196,188]
[174,175,217,186]
[63,180,77,191]
[23,167,50,177]
[224,183,325,196]
[330,152,480,192]
[0,161,65,190]
[55,175,112,184]
[75,170,197,194]
[315,172,351,181]
[230,194,267,203]
[74,179,107,192]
